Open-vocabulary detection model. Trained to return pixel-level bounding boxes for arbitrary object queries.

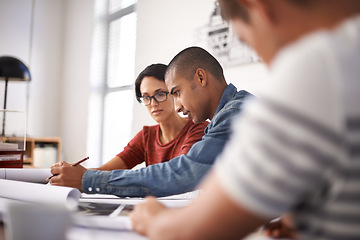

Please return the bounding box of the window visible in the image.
[87,0,137,166]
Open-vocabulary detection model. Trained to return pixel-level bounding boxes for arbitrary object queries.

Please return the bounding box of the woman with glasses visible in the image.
[97,63,208,170]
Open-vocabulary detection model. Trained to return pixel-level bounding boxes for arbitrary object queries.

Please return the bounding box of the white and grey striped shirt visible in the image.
[216,14,360,240]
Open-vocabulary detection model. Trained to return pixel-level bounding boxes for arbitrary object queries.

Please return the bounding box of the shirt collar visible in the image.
[213,83,237,118]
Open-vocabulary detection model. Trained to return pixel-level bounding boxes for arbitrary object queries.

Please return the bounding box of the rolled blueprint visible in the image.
[0,179,81,210]
[0,168,52,183]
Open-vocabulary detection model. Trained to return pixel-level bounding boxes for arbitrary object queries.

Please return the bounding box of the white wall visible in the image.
[0,0,93,163]
[0,0,268,164]
[0,0,32,127]
[60,0,93,162]
[0,0,65,137]
[132,0,214,133]
[27,0,64,137]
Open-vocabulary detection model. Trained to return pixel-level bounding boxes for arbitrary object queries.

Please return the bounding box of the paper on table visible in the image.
[0,168,52,183]
[75,191,200,231]
[80,191,198,210]
[0,179,81,210]
[157,190,202,200]
[73,202,133,230]
[68,199,135,230]
[81,189,202,200]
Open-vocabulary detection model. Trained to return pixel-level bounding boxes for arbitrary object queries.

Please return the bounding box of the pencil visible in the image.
[71,156,89,166]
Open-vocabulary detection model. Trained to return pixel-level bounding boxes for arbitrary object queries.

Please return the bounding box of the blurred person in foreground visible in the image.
[130,0,360,239]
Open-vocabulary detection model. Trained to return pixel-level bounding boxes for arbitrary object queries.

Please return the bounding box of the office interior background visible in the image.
[0,0,268,167]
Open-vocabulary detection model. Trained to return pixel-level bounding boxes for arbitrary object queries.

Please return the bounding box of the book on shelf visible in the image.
[0,147,23,168]
[0,142,18,151]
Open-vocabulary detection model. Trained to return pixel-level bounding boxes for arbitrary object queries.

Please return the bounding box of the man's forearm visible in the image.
[146,172,269,240]
[82,157,212,197]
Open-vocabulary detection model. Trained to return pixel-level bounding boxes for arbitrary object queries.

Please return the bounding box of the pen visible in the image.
[46,156,89,182]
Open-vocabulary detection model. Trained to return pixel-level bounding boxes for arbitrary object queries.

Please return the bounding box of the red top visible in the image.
[118,120,209,168]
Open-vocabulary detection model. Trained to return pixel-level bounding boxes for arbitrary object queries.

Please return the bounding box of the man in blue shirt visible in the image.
[50,46,252,197]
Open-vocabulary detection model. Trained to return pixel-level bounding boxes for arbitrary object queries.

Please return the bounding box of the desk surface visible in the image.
[67,227,149,240]
[0,190,265,240]
[0,190,199,240]
[0,221,148,240]
[0,214,268,240]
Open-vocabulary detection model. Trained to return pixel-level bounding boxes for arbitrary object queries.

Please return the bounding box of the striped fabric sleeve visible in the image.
[215,96,341,218]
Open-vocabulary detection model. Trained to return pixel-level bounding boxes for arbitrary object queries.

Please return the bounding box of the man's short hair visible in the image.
[166,46,225,82]
[218,0,314,22]
[218,0,249,22]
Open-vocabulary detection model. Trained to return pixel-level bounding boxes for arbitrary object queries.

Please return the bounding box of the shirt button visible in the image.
[96,188,100,192]
[88,187,92,192]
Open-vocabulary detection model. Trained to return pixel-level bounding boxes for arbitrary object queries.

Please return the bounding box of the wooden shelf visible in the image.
[1,137,61,167]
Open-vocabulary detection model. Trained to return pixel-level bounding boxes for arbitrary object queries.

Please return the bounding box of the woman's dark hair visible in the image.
[135,63,168,103]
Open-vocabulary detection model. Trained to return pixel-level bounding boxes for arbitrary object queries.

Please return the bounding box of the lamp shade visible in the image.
[0,56,31,82]
[0,56,31,136]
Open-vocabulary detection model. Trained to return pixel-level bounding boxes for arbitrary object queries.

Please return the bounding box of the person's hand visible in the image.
[129,196,167,236]
[49,161,87,191]
[262,215,298,239]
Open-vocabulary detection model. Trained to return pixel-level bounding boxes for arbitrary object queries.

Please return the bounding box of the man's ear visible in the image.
[195,68,207,87]
[257,0,277,24]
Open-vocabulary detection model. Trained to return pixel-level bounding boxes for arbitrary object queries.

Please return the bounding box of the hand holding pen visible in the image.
[47,157,89,191]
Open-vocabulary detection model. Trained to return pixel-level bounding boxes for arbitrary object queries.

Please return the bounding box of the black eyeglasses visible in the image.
[140,91,169,106]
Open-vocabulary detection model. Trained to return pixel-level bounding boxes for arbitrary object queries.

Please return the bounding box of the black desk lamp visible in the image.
[0,56,31,136]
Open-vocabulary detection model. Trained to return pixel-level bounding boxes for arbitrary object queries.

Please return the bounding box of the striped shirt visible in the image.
[216,14,360,240]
